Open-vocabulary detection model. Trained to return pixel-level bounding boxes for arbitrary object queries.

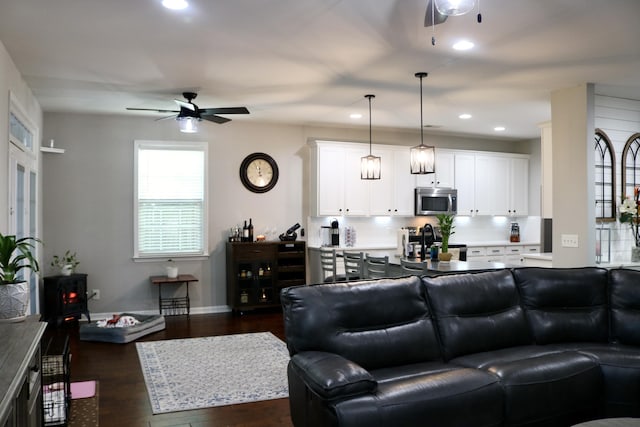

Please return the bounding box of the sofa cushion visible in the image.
[423,269,532,361]
[481,351,602,426]
[281,276,441,370]
[609,268,640,346]
[513,267,609,344]
[578,344,640,417]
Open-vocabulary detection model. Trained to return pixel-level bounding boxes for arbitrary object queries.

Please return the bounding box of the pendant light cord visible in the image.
[415,72,428,147]
[365,94,375,155]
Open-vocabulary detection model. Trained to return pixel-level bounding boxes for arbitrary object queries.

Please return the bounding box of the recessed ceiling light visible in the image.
[350,113,363,119]
[453,40,475,51]
[494,126,506,132]
[459,113,472,120]
[162,0,188,10]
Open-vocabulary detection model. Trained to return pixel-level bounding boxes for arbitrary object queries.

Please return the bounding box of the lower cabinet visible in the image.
[467,244,540,264]
[0,318,47,427]
[226,241,306,313]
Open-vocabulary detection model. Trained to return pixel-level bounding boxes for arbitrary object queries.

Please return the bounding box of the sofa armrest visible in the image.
[289,351,377,400]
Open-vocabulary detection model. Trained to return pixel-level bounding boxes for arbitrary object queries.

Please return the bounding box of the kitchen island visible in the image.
[389,258,514,277]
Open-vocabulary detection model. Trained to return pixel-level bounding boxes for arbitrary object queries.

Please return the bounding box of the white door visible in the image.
[316,145,346,216]
[454,153,476,216]
[8,145,39,314]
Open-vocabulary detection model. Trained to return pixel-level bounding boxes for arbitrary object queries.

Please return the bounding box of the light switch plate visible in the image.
[561,234,579,248]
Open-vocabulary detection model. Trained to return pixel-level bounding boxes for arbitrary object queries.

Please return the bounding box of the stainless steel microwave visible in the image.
[415,187,457,216]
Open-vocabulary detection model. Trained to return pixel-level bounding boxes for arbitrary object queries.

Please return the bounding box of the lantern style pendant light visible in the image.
[361,94,381,180]
[410,72,435,174]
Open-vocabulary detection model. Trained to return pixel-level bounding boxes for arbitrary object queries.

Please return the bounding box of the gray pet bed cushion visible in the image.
[80,313,165,343]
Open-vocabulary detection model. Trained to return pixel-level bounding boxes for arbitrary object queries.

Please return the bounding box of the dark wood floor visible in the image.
[45,310,293,427]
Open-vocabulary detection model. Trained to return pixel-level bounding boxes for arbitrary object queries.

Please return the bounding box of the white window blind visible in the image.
[134,141,208,258]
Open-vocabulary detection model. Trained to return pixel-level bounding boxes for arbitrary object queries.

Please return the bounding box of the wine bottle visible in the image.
[242,220,249,242]
[248,218,254,242]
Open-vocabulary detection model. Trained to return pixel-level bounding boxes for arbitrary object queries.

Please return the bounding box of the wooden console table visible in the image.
[149,274,198,316]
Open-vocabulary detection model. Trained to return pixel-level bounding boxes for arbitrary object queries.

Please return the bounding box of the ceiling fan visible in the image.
[126,92,250,133]
[424,0,482,46]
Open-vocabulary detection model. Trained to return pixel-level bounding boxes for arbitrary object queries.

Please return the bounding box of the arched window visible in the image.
[595,129,615,221]
[622,133,640,201]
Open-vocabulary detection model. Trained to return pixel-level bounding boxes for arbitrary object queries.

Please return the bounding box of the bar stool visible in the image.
[319,248,340,283]
[400,259,427,275]
[342,251,365,282]
[364,255,390,279]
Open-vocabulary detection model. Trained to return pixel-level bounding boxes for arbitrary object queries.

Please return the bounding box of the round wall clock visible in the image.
[239,152,279,193]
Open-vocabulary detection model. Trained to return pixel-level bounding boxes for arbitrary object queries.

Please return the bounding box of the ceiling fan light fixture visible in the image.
[162,0,188,10]
[435,0,475,16]
[410,72,436,175]
[177,116,200,133]
[361,94,381,180]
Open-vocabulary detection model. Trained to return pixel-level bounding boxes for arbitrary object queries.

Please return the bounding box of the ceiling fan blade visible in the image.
[155,114,178,122]
[174,99,196,111]
[424,0,448,26]
[201,115,232,124]
[200,107,249,115]
[126,107,180,113]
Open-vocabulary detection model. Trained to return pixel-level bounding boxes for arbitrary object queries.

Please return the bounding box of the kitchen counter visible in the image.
[391,258,516,275]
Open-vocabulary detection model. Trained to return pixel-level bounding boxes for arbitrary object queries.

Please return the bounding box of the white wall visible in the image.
[42,112,536,314]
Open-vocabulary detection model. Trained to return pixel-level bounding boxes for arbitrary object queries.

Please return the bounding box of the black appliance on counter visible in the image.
[407,224,467,261]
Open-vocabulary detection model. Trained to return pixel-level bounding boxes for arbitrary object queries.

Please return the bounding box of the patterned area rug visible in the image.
[136,332,290,414]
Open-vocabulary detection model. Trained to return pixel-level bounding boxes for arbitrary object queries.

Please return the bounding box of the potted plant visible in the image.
[436,213,456,262]
[0,233,40,322]
[51,250,79,276]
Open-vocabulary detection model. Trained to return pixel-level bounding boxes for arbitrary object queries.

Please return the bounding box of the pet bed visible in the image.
[79,313,165,343]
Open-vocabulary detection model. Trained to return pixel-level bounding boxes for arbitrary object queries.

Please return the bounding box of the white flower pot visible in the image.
[166,265,179,279]
[60,264,74,276]
[0,281,29,322]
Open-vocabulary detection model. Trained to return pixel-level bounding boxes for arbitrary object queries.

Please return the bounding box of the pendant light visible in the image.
[361,94,381,180]
[410,72,436,174]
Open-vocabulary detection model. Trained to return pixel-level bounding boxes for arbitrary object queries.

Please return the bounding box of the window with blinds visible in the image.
[134,140,208,258]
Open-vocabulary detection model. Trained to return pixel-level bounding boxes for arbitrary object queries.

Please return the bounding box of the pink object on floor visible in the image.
[70,380,96,399]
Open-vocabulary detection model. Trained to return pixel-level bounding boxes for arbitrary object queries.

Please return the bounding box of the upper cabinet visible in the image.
[369,147,415,216]
[456,152,529,217]
[310,141,529,218]
[416,150,455,188]
[311,142,369,216]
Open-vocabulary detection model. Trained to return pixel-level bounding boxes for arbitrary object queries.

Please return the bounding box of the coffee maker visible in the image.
[330,218,340,246]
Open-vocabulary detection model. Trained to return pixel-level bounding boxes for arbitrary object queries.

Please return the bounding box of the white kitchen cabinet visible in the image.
[454,153,476,216]
[416,150,454,188]
[475,155,510,215]
[509,157,529,216]
[369,147,415,216]
[311,142,369,216]
[455,152,528,217]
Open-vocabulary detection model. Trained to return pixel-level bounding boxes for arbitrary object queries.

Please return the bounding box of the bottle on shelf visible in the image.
[248,218,254,242]
[243,220,249,242]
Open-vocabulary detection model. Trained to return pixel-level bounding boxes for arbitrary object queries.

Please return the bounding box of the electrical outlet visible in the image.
[91,289,100,300]
[561,234,579,248]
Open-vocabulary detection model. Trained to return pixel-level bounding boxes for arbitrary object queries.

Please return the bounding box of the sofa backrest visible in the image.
[422,269,532,361]
[512,267,609,344]
[281,275,442,370]
[609,268,640,345]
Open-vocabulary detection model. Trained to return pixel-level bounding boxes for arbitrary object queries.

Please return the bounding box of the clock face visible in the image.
[240,153,279,193]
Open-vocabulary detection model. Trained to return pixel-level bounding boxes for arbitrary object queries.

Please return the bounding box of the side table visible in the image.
[149,274,198,316]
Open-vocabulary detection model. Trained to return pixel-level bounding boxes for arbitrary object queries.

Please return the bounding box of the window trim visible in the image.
[594,129,616,222]
[133,140,209,260]
[621,132,640,201]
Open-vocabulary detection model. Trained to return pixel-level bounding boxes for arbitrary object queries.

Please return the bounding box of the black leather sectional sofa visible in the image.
[280,267,640,427]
